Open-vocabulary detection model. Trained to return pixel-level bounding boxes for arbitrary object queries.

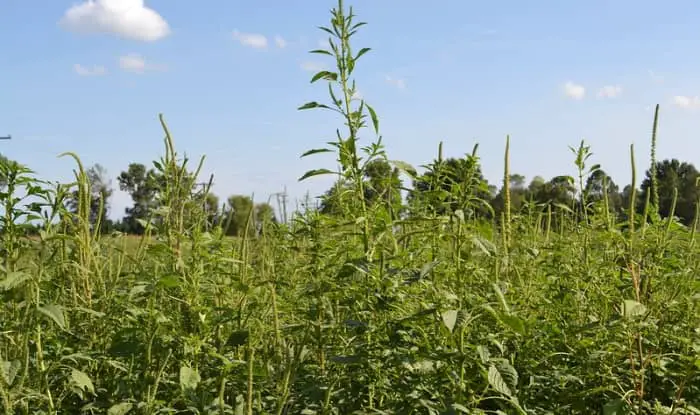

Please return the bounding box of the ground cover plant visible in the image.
[1,1,700,413]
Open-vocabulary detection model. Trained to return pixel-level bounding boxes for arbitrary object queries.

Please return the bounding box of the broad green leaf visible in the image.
[157,275,180,288]
[179,365,200,391]
[108,403,133,415]
[441,309,458,333]
[226,330,250,348]
[451,403,470,413]
[488,365,512,397]
[477,345,490,364]
[0,271,30,291]
[492,283,510,314]
[310,70,338,83]
[603,399,627,415]
[498,313,526,335]
[38,304,66,330]
[622,299,647,319]
[494,358,519,392]
[388,160,417,177]
[1,360,20,386]
[553,203,574,213]
[472,236,496,256]
[71,368,95,394]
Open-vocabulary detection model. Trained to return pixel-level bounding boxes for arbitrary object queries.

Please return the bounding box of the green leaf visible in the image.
[472,236,496,256]
[441,309,458,333]
[226,330,250,348]
[498,313,526,335]
[622,299,647,319]
[354,47,371,62]
[309,49,332,56]
[108,403,133,415]
[157,275,180,288]
[553,202,574,213]
[70,368,95,395]
[1,360,20,386]
[298,101,322,110]
[477,345,490,364]
[492,283,510,314]
[310,70,338,83]
[419,261,439,279]
[388,160,417,177]
[179,365,201,391]
[38,304,66,330]
[603,399,627,415]
[0,271,31,291]
[300,148,333,158]
[487,365,512,397]
[451,403,470,413]
[366,103,379,134]
[494,358,519,392]
[298,168,336,182]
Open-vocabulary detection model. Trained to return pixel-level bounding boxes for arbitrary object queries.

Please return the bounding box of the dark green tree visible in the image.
[584,168,623,214]
[66,163,114,233]
[640,159,700,225]
[408,153,493,218]
[117,163,160,234]
[492,174,529,217]
[320,159,403,217]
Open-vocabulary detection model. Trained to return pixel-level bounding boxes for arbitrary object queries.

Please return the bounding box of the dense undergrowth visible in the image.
[1,1,700,413]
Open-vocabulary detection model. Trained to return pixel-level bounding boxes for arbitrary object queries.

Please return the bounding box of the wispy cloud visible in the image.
[597,85,622,99]
[300,61,326,72]
[118,54,165,73]
[385,75,406,90]
[232,30,268,49]
[672,95,700,109]
[74,63,107,76]
[274,35,287,49]
[563,81,585,100]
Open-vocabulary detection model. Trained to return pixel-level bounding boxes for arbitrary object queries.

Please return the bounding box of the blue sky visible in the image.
[1,0,700,219]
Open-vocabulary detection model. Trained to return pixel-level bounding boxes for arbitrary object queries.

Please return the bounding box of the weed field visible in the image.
[1,1,700,414]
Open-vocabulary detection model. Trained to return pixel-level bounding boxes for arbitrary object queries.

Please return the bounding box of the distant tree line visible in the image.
[317,150,700,228]
[4,149,696,236]
[54,161,278,237]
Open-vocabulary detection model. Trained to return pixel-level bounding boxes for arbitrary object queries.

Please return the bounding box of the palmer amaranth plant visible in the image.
[1,1,699,414]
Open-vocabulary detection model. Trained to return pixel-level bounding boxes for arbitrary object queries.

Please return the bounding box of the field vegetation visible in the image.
[1,1,700,413]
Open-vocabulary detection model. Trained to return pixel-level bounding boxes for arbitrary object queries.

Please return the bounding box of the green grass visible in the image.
[1,2,700,414]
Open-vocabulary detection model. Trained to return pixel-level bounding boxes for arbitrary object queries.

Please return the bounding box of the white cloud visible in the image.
[300,61,325,72]
[74,63,107,76]
[597,85,622,99]
[672,95,700,109]
[59,0,170,42]
[274,35,287,49]
[563,81,585,100]
[232,30,268,49]
[385,75,406,90]
[118,54,164,73]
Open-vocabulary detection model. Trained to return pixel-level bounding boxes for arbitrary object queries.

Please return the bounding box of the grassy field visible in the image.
[2,2,700,414]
